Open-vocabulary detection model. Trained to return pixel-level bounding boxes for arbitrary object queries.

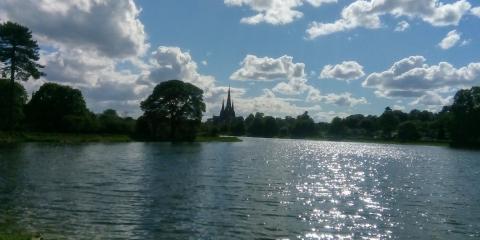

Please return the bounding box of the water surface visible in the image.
[1,138,479,239]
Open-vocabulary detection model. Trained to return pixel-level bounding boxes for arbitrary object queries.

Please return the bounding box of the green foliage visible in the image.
[291,112,316,138]
[0,21,44,130]
[449,87,480,147]
[98,109,135,134]
[0,79,27,130]
[25,83,95,132]
[398,121,420,141]
[0,21,44,81]
[230,117,246,136]
[138,80,206,141]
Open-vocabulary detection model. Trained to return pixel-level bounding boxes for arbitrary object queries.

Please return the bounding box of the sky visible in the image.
[1,0,479,122]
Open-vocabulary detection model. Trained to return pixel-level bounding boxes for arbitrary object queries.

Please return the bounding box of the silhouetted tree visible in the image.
[98,109,135,134]
[263,116,279,137]
[230,117,245,136]
[25,83,96,132]
[139,80,205,141]
[328,117,347,138]
[379,107,399,139]
[397,121,420,141]
[247,112,265,137]
[291,111,316,138]
[0,79,27,130]
[0,21,44,130]
[449,87,480,147]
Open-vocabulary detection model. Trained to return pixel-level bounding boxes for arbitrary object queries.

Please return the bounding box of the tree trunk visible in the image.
[8,45,16,131]
[170,117,176,141]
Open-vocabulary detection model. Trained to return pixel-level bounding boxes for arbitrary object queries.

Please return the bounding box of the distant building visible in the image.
[212,87,235,123]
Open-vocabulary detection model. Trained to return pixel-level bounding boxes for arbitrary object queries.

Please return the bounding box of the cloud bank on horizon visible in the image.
[0,0,479,121]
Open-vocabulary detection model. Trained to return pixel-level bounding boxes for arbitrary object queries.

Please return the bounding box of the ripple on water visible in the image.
[0,140,479,239]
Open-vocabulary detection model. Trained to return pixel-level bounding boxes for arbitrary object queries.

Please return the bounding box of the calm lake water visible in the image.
[1,138,479,239]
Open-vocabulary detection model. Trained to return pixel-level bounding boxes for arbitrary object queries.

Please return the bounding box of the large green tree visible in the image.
[0,21,44,130]
[0,79,27,130]
[449,87,480,147]
[139,80,205,141]
[25,83,96,132]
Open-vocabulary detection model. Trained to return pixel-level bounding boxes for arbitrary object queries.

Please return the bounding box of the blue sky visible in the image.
[1,0,480,121]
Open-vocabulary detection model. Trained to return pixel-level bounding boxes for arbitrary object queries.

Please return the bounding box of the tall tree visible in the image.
[0,79,27,130]
[449,87,480,147]
[25,83,95,132]
[0,21,44,130]
[140,80,205,141]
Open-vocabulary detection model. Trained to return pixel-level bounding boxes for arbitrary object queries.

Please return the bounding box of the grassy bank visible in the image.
[0,233,33,240]
[0,132,132,144]
[0,132,242,144]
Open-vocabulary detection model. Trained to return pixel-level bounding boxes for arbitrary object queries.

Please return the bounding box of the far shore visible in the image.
[1,132,454,148]
[0,132,242,144]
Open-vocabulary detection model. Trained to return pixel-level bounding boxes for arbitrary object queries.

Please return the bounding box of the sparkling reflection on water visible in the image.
[0,138,480,239]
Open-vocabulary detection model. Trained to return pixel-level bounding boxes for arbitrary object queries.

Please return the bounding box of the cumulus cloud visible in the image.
[233,89,345,122]
[394,20,410,31]
[362,56,480,107]
[36,48,148,114]
[0,0,148,58]
[319,61,365,81]
[230,55,306,81]
[307,89,368,107]
[139,46,251,117]
[230,54,367,107]
[0,0,152,115]
[230,54,317,98]
[438,30,461,49]
[409,91,450,107]
[472,7,480,17]
[306,0,471,39]
[224,0,337,25]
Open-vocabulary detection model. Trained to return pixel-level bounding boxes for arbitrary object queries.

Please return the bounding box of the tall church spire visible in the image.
[216,85,235,122]
[220,99,225,118]
[226,85,232,110]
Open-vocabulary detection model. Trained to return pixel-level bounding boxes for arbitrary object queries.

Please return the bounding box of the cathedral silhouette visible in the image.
[212,86,236,123]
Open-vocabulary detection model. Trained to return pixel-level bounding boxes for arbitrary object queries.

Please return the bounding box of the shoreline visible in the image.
[3,132,477,149]
[0,132,242,144]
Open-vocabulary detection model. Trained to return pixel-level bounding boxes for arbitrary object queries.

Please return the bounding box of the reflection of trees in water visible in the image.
[0,144,29,231]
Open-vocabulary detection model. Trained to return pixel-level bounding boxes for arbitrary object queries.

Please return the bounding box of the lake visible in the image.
[0,138,479,239]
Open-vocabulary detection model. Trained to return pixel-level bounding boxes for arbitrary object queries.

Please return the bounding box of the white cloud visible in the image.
[392,104,406,111]
[0,0,148,58]
[410,91,450,106]
[233,89,344,122]
[224,0,337,25]
[394,20,410,31]
[362,56,480,104]
[230,54,367,108]
[307,89,368,107]
[230,54,315,98]
[471,6,480,17]
[438,30,461,49]
[230,55,306,81]
[319,61,365,81]
[0,0,152,115]
[144,46,216,91]
[140,46,250,117]
[306,0,471,39]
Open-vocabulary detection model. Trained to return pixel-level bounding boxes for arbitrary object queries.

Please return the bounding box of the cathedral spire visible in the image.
[226,85,232,110]
[220,99,225,118]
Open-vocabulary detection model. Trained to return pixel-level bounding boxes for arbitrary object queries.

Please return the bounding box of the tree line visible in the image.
[204,87,480,148]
